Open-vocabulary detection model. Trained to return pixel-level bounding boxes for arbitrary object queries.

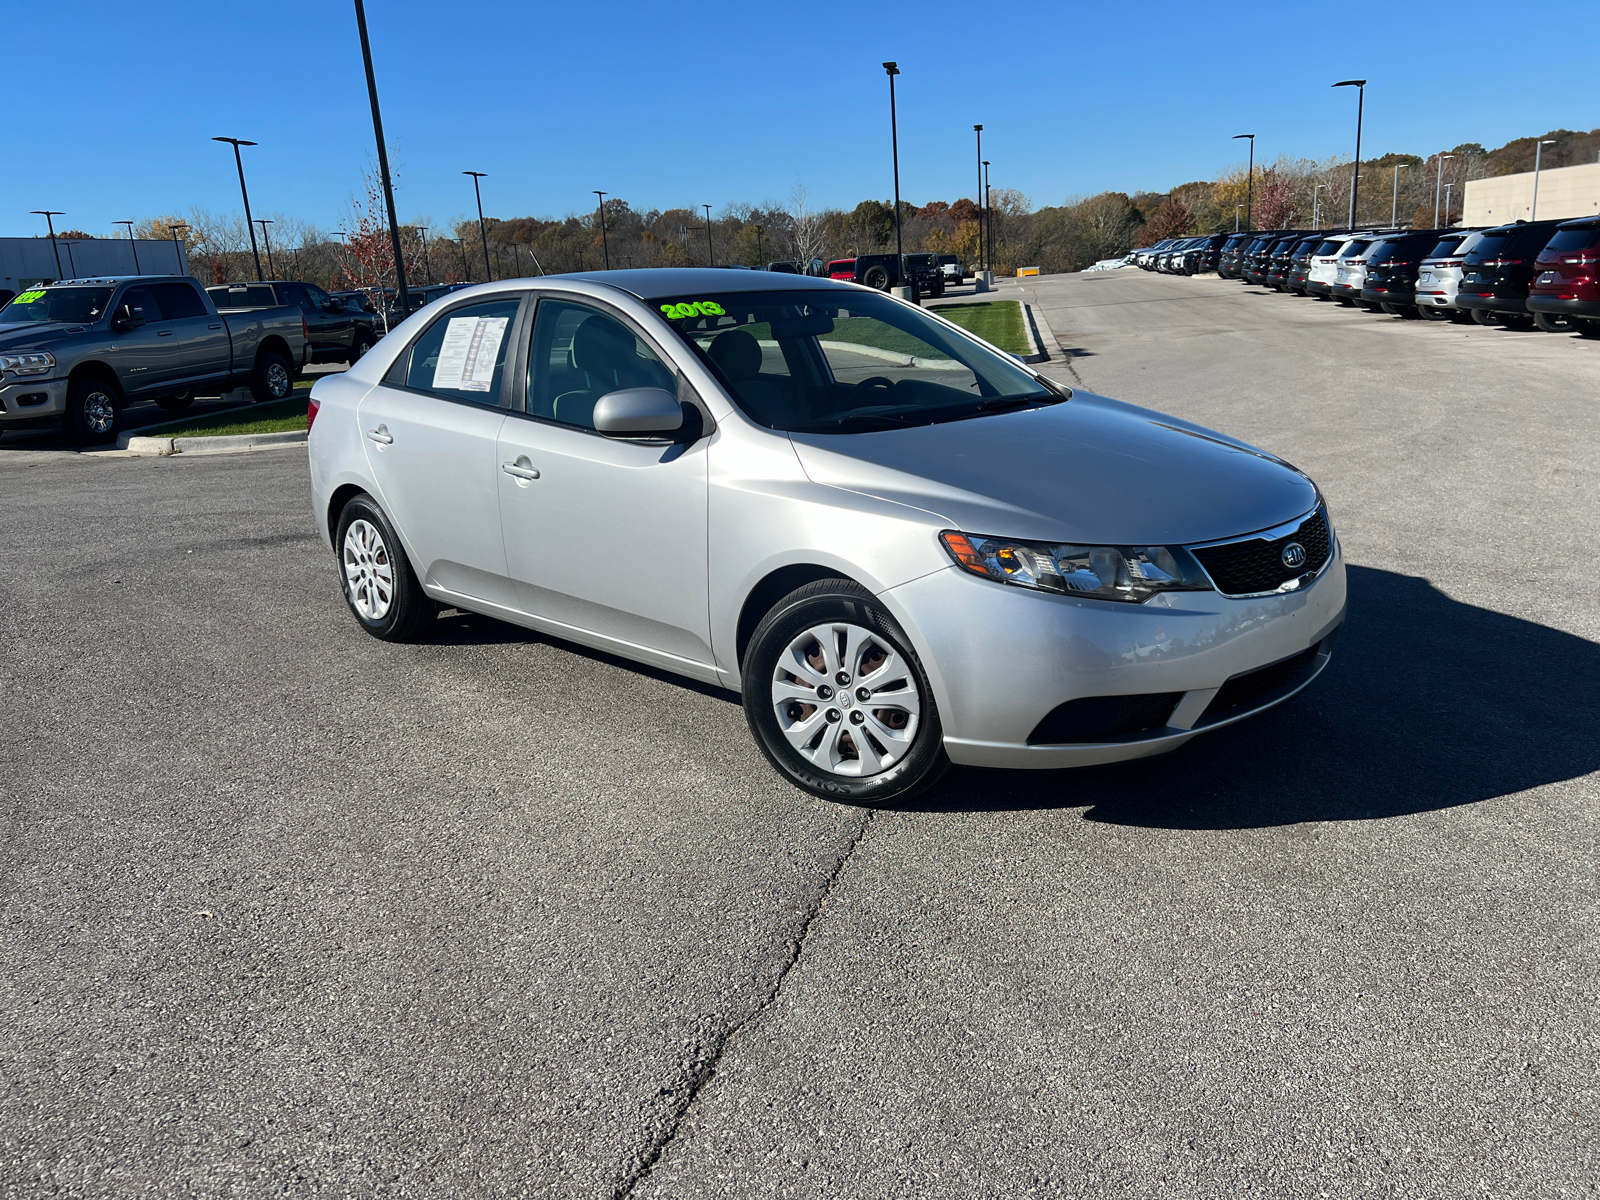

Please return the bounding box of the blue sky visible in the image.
[8,0,1598,237]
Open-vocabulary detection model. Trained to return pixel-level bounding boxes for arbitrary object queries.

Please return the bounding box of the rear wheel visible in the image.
[249,350,294,403]
[1418,303,1450,321]
[349,332,375,363]
[863,265,891,291]
[742,579,948,806]
[1574,318,1600,338]
[1532,312,1570,334]
[334,495,436,642]
[1470,307,1499,326]
[64,376,122,445]
[1499,311,1534,330]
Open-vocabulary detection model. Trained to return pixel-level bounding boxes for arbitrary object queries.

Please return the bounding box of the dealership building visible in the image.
[1,236,189,295]
[1462,162,1600,226]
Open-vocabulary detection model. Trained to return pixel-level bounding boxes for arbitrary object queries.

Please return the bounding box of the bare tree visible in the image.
[789,183,826,268]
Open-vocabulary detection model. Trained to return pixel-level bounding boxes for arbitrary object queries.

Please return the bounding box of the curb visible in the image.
[113,400,259,448]
[926,294,1049,364]
[119,430,308,457]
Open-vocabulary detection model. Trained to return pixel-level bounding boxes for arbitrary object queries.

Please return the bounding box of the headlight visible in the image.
[0,351,55,377]
[940,530,1213,603]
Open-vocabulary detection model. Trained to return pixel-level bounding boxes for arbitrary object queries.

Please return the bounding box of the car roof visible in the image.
[553,267,855,301]
[50,275,189,286]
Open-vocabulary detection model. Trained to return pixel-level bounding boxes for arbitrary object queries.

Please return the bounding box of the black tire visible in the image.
[249,349,294,403]
[63,375,122,445]
[1498,311,1534,330]
[1470,307,1498,326]
[153,391,194,411]
[349,332,374,363]
[863,265,891,291]
[741,579,949,806]
[1532,312,1569,334]
[1418,304,1451,321]
[1575,318,1600,338]
[334,494,437,642]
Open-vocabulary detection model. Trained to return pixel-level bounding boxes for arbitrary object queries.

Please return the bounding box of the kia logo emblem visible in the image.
[1282,543,1307,569]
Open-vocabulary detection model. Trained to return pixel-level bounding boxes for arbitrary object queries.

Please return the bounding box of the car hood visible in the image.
[0,322,92,349]
[789,392,1318,546]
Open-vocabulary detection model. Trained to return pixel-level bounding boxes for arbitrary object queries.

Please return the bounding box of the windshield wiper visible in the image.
[820,412,917,430]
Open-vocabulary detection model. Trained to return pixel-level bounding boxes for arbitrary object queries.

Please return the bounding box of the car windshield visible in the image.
[0,286,115,325]
[653,289,1059,433]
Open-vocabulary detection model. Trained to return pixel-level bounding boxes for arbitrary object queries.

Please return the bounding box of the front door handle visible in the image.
[366,425,394,445]
[207,323,222,330]
[501,456,539,481]
[157,329,175,336]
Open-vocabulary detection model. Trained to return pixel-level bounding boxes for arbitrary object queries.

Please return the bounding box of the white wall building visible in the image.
[1,236,189,294]
[1461,162,1600,226]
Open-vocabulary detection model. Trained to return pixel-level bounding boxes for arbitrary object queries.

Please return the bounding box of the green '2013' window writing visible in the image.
[659,300,725,319]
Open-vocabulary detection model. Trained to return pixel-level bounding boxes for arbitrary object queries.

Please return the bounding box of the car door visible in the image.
[495,296,713,673]
[302,283,355,361]
[107,284,184,395]
[150,281,227,387]
[356,293,526,609]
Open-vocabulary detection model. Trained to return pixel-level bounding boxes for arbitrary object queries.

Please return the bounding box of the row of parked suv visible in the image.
[1128,219,1600,332]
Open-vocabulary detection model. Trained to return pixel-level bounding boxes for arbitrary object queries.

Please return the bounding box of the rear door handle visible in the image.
[208,323,222,330]
[157,330,174,336]
[366,425,394,445]
[501,457,539,481]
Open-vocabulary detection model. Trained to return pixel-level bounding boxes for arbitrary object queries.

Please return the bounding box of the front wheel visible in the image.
[334,495,437,642]
[64,376,122,444]
[250,350,294,403]
[742,579,949,805]
[349,332,374,363]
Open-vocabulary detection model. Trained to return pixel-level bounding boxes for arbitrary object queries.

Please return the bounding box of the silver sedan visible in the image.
[307,269,1346,804]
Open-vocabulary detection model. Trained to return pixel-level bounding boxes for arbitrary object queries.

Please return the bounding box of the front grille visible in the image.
[1028,691,1183,745]
[1200,645,1321,724]
[1191,508,1331,597]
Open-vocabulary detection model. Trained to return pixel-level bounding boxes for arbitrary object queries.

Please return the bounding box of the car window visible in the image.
[1544,226,1600,252]
[527,300,676,430]
[1423,236,1466,259]
[1340,241,1371,258]
[402,296,521,406]
[120,285,164,321]
[151,281,207,318]
[1466,231,1517,261]
[654,288,1056,434]
[277,283,311,310]
[304,284,334,308]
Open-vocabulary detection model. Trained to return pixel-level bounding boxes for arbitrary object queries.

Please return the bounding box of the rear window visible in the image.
[1364,240,1402,264]
[1465,231,1517,261]
[1341,241,1371,257]
[1423,236,1467,259]
[208,285,277,308]
[1543,225,1600,252]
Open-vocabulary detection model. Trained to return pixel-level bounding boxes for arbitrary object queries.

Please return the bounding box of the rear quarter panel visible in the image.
[307,371,378,550]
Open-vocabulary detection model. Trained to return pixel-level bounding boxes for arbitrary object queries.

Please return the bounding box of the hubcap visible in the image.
[267,362,291,398]
[342,519,394,621]
[82,390,116,434]
[771,622,921,778]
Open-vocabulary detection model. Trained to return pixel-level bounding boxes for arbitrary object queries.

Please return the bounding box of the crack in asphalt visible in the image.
[612,807,876,1200]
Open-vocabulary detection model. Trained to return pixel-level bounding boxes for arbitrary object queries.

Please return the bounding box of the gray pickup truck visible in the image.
[0,275,308,443]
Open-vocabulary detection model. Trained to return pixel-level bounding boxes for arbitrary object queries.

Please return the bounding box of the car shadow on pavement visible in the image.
[907,565,1600,828]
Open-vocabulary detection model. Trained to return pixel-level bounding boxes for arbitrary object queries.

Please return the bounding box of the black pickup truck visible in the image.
[208,280,383,366]
[851,253,945,297]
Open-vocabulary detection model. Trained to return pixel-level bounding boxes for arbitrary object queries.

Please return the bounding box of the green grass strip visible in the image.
[930,301,1031,356]
[168,382,313,438]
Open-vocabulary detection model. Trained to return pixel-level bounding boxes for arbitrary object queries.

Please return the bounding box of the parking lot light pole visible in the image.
[1433,153,1455,229]
[167,222,189,274]
[463,171,492,280]
[973,124,984,270]
[212,137,263,281]
[883,62,903,272]
[254,219,276,278]
[1443,183,1453,227]
[1312,184,1324,230]
[416,225,433,284]
[754,224,763,265]
[1531,139,1556,220]
[114,221,140,273]
[593,191,610,270]
[30,211,65,278]
[1232,134,1255,232]
[1235,204,1244,232]
[1391,163,1406,226]
[352,0,409,313]
[703,205,715,265]
[1332,80,1366,229]
[983,161,991,271]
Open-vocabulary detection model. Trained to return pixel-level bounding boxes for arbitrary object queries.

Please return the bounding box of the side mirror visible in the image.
[112,304,146,331]
[592,387,683,436]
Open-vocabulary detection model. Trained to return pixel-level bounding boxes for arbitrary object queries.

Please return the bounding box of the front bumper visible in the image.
[0,377,68,422]
[1527,294,1600,319]
[881,540,1348,769]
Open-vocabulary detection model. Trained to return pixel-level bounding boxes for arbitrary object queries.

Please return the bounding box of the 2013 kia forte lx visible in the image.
[307,269,1345,804]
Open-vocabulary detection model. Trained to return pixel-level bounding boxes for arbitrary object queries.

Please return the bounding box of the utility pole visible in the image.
[353,0,409,313]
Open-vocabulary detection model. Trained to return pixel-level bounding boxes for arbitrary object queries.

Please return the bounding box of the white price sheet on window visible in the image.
[432,315,508,392]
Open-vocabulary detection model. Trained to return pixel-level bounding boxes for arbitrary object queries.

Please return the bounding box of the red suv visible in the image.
[1526,217,1600,336]
[826,258,857,282]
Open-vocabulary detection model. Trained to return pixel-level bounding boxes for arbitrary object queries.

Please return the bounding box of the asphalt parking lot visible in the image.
[3,270,1596,1199]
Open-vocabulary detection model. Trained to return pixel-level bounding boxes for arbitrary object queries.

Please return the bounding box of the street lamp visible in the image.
[168,222,189,275]
[703,204,715,265]
[1235,203,1244,232]
[883,62,904,277]
[1443,183,1454,227]
[1433,153,1455,229]
[983,160,991,273]
[254,218,276,278]
[593,190,610,270]
[212,136,263,281]
[754,224,763,265]
[114,220,140,273]
[1391,162,1407,227]
[464,171,492,281]
[353,0,409,314]
[30,211,65,278]
[1232,134,1255,232]
[1332,80,1367,229]
[1531,139,1557,220]
[973,124,984,271]
[416,224,432,284]
[1312,183,1325,230]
